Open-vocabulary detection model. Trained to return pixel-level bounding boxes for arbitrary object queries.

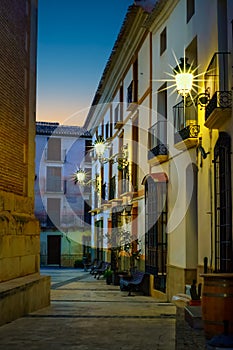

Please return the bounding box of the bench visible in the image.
[120,270,148,296]
[90,260,103,275]
[93,262,111,280]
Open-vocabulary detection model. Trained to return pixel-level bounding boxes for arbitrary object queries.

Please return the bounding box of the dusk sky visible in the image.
[36,0,133,126]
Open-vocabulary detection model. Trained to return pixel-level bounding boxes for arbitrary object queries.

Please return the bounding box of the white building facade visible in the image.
[84,0,233,301]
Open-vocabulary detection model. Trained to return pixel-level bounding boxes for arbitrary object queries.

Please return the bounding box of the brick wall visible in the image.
[0,0,40,281]
[0,0,28,195]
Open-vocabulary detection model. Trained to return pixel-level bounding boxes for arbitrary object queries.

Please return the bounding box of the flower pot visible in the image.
[189,300,201,306]
[106,275,112,285]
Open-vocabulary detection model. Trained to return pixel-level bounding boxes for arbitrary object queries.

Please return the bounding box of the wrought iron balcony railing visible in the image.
[173,99,199,145]
[204,52,232,127]
[148,121,168,160]
[174,124,200,144]
[205,91,232,121]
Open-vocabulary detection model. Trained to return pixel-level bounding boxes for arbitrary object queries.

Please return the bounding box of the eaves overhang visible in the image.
[144,0,179,32]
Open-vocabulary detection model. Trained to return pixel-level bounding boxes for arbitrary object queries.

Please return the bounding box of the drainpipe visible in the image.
[209,129,213,271]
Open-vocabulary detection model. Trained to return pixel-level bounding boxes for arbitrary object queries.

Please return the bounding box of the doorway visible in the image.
[47,235,61,265]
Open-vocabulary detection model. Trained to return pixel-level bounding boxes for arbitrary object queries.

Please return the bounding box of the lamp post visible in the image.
[93,136,128,166]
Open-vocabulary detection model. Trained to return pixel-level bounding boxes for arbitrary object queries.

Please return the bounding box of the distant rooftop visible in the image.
[36,121,91,137]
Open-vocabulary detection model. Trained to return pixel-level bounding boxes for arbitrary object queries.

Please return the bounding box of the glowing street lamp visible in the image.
[173,57,210,106]
[73,168,86,185]
[173,57,193,97]
[94,136,106,158]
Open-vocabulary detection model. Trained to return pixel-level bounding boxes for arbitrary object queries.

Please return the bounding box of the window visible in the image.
[101,166,106,201]
[114,104,120,125]
[127,60,138,107]
[84,202,91,225]
[105,122,109,139]
[118,133,124,196]
[63,179,67,194]
[160,27,167,55]
[85,139,92,162]
[187,0,195,23]
[95,220,104,261]
[145,176,167,292]
[110,105,113,137]
[109,176,116,200]
[157,83,167,146]
[111,207,122,271]
[46,166,62,192]
[82,235,91,259]
[47,198,61,227]
[127,81,134,106]
[214,132,232,272]
[158,83,167,120]
[47,137,61,161]
[132,116,138,191]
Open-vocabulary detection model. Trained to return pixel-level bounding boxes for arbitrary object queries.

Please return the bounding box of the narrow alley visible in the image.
[0,268,207,350]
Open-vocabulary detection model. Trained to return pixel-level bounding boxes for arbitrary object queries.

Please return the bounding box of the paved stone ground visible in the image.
[176,307,206,349]
[0,268,208,349]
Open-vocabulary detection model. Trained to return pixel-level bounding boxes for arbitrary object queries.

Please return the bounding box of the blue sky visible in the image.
[37,0,133,126]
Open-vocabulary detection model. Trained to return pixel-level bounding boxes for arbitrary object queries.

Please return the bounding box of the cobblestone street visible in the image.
[0,269,175,349]
[176,307,206,349]
[0,268,207,349]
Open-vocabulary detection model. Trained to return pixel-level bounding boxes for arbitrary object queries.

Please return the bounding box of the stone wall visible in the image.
[0,0,50,325]
[167,264,197,301]
[0,192,40,282]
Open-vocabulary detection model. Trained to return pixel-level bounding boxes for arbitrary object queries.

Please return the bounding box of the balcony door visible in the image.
[145,175,167,292]
[214,132,232,272]
[95,219,103,261]
[157,83,167,145]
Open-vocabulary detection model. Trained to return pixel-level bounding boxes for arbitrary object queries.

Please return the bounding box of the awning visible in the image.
[141,172,168,185]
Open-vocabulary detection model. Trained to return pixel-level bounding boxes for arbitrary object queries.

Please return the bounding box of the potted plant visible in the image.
[103,267,113,285]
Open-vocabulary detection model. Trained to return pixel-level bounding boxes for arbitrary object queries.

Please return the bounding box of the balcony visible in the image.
[173,100,199,150]
[148,121,168,165]
[205,91,232,129]
[204,52,232,129]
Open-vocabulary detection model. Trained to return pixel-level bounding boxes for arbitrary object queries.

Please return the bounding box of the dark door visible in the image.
[47,235,61,265]
[145,177,167,292]
[214,132,232,272]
